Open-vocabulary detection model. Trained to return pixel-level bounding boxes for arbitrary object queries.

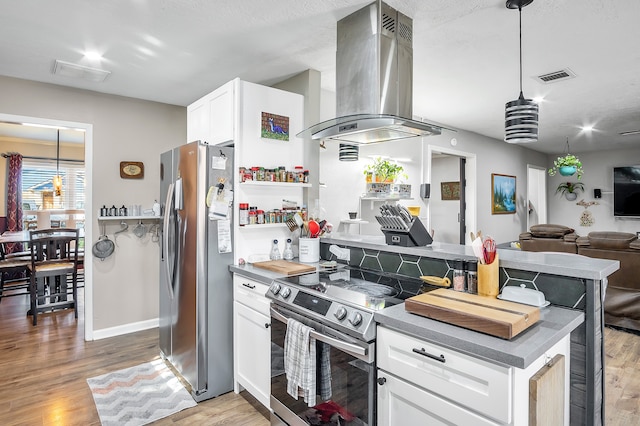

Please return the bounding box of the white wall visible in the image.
[318,122,548,245]
[547,147,640,235]
[0,76,186,334]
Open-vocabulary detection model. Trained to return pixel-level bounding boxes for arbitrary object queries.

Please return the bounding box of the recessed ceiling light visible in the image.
[83,51,103,61]
[581,125,594,132]
[532,96,544,103]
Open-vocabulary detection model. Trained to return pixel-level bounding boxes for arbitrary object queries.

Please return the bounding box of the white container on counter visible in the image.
[299,237,319,263]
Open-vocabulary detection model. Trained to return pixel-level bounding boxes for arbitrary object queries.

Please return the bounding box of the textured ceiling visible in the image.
[1,0,639,154]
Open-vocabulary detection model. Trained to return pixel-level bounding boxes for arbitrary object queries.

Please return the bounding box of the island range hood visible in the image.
[298,0,445,145]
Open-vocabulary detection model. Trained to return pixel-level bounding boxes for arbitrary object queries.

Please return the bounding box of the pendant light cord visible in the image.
[518,5,523,94]
[56,129,60,175]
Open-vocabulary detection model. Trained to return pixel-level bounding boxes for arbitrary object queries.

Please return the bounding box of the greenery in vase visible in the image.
[555,181,584,196]
[548,154,584,179]
[363,157,407,182]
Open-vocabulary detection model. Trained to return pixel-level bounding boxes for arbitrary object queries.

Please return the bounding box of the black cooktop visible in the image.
[279,265,440,308]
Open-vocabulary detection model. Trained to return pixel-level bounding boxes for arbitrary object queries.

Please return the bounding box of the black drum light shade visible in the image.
[339,143,359,161]
[504,0,538,144]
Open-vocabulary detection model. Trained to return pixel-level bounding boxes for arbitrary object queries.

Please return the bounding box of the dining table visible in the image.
[0,229,85,259]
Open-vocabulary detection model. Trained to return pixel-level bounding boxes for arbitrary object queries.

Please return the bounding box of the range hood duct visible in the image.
[298,0,445,145]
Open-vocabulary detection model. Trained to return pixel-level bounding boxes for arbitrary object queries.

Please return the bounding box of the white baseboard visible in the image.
[92,317,159,340]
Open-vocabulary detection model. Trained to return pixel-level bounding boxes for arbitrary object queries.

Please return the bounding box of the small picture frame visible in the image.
[440,181,460,200]
[492,173,516,214]
[261,112,289,141]
[120,161,144,179]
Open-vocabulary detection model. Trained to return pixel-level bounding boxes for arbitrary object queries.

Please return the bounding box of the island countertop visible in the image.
[321,233,619,280]
[375,303,584,369]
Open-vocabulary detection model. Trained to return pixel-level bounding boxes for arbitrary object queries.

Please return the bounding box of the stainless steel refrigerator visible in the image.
[159,140,234,402]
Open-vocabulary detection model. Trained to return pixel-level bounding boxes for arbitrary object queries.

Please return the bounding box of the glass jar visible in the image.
[452,259,466,292]
[283,238,294,260]
[466,260,478,294]
[257,209,265,224]
[270,239,282,260]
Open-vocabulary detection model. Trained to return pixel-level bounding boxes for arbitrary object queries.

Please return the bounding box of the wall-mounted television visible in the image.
[614,165,640,218]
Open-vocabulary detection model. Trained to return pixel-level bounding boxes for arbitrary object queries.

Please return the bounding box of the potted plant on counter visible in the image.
[555,181,584,201]
[548,154,584,179]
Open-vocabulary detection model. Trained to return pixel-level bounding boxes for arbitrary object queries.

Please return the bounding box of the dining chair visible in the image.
[27,228,79,325]
[0,238,31,302]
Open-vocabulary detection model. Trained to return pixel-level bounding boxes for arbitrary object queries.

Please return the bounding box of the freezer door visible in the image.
[171,142,207,394]
[159,149,175,360]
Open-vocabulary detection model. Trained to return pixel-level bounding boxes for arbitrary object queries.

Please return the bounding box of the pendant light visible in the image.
[53,129,63,196]
[504,0,538,144]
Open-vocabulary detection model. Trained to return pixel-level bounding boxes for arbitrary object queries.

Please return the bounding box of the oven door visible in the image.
[270,304,375,426]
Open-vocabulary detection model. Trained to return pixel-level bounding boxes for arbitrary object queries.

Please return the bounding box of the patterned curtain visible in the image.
[6,153,24,253]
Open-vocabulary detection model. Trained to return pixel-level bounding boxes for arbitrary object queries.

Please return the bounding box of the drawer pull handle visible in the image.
[242,283,256,289]
[412,348,446,363]
[377,377,387,385]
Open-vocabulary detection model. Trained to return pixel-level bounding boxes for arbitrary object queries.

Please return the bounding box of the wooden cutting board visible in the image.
[252,260,316,275]
[405,288,540,339]
[529,354,565,425]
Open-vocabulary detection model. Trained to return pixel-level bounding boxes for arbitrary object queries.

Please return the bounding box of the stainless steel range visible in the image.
[267,265,438,426]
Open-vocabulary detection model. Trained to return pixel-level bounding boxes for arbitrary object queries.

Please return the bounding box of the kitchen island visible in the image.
[319,233,618,426]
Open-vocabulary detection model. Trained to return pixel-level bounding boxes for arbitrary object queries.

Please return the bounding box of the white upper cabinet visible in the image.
[187,79,235,145]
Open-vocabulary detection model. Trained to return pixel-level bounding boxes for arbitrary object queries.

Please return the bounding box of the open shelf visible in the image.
[98,216,162,221]
[240,181,311,188]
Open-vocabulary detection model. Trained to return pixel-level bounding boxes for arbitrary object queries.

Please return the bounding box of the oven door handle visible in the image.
[270,307,368,358]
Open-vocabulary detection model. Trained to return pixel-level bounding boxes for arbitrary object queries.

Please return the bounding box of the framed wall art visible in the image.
[491,173,516,214]
[261,112,289,141]
[440,181,460,200]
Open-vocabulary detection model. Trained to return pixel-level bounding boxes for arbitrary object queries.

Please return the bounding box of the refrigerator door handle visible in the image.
[163,182,176,299]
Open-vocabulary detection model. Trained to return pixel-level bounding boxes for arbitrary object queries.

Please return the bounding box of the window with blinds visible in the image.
[21,159,85,211]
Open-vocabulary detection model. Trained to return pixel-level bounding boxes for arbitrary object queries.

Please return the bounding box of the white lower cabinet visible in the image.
[233,274,271,408]
[377,372,499,426]
[376,326,570,426]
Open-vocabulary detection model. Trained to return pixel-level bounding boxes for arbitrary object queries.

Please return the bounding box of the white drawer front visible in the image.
[233,274,270,315]
[377,372,499,426]
[377,326,512,424]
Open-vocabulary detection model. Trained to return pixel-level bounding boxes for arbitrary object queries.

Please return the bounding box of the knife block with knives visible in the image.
[375,203,433,247]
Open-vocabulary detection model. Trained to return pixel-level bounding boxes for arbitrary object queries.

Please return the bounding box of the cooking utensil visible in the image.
[471,237,485,264]
[308,220,320,237]
[114,221,128,246]
[285,212,304,232]
[483,237,496,264]
[133,220,146,238]
[92,222,115,261]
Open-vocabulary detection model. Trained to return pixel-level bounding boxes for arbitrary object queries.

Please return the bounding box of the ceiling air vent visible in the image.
[535,68,576,84]
[52,59,111,83]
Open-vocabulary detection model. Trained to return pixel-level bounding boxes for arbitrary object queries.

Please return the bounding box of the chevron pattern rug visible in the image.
[87,359,197,426]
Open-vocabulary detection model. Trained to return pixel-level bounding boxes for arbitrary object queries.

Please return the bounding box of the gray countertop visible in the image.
[375,303,584,369]
[322,233,619,280]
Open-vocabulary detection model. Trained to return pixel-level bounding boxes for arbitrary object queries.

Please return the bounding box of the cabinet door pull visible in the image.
[242,282,256,289]
[265,323,271,328]
[412,347,446,363]
[377,377,387,385]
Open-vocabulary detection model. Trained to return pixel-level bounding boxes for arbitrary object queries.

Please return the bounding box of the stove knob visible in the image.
[280,287,291,299]
[334,307,348,321]
[349,312,363,327]
[269,283,281,295]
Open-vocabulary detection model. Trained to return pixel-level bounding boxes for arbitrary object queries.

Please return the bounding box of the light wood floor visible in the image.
[0,288,269,426]
[0,288,638,425]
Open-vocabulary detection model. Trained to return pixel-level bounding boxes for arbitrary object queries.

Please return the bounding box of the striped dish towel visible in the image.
[284,318,316,406]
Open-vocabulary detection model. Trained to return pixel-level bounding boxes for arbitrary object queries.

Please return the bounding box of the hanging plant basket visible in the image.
[548,154,584,180]
[555,181,584,201]
[559,166,577,176]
